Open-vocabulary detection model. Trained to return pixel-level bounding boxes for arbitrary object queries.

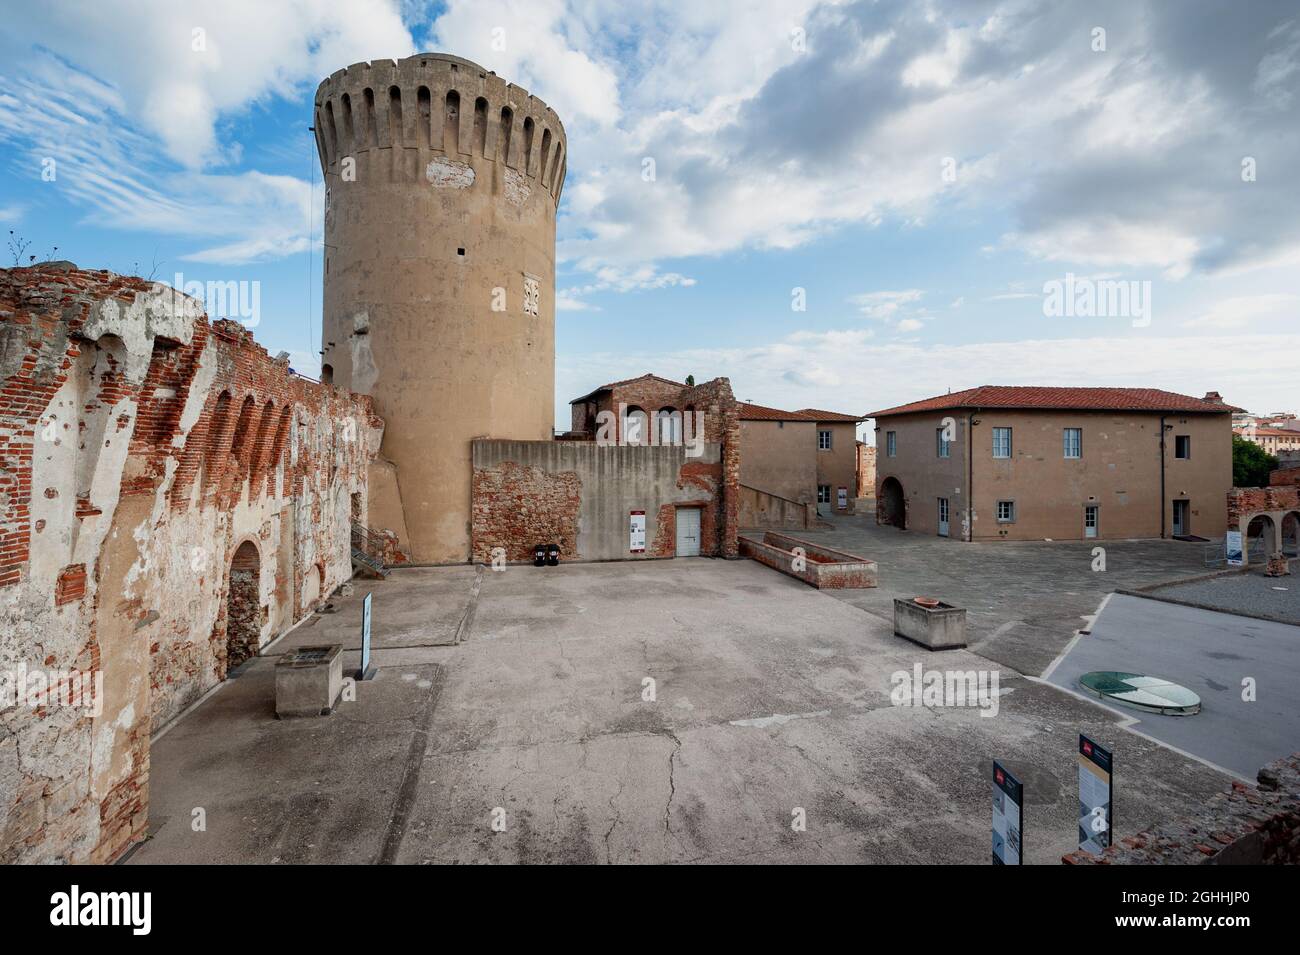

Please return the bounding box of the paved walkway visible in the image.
[747,512,1214,677]
[1141,567,1300,625]
[130,558,1231,865]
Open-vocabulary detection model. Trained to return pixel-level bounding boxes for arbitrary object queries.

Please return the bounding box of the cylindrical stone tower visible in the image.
[314,54,566,562]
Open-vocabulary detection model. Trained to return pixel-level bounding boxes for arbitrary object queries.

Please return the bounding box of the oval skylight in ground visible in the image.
[1079,671,1202,716]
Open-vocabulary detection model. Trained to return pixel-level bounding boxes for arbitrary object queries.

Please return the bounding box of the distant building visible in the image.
[566,375,862,524]
[856,441,876,498]
[867,386,1238,541]
[1234,424,1300,455]
[737,402,862,516]
[567,373,699,444]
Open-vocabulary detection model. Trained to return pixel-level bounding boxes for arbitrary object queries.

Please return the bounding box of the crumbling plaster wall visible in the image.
[0,264,379,864]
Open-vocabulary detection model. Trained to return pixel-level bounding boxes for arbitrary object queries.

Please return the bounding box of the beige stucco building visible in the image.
[315,54,566,562]
[737,403,861,515]
[868,386,1237,542]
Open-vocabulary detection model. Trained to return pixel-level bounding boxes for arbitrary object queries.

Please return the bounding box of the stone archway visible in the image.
[623,405,648,446]
[1282,512,1299,557]
[225,541,261,674]
[878,476,906,529]
[1246,514,1278,561]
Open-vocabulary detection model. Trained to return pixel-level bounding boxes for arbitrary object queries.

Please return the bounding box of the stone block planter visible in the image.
[893,598,967,650]
[740,532,877,589]
[275,644,344,718]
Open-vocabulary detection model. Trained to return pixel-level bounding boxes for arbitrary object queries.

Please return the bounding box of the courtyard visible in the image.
[786,512,1221,675]
[128,541,1245,865]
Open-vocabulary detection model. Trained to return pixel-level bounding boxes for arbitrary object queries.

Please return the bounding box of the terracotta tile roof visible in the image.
[868,386,1242,418]
[796,408,864,422]
[569,373,685,404]
[737,401,813,421]
[1238,426,1300,437]
[738,402,861,422]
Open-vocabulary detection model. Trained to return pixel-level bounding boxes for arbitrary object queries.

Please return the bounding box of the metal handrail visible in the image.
[350,522,387,563]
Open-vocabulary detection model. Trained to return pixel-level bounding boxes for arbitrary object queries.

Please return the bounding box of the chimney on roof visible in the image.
[1203,391,1223,403]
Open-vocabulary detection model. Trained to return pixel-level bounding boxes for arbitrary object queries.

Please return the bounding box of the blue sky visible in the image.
[3,0,1299,438]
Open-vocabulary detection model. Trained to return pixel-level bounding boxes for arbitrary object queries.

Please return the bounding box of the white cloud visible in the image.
[558,327,1300,431]
[557,293,600,312]
[425,0,620,127]
[849,289,924,320]
[0,2,413,265]
[0,61,323,265]
[1183,293,1299,329]
[4,0,414,170]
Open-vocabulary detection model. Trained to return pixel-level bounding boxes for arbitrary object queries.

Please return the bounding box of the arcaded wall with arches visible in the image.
[0,264,380,864]
[1227,484,1300,568]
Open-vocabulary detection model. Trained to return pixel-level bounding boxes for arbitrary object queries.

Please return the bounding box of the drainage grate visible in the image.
[280,646,338,666]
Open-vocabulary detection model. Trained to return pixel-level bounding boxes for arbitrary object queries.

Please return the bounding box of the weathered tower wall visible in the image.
[314,54,567,562]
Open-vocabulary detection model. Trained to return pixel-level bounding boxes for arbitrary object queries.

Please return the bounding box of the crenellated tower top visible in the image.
[313,53,567,204]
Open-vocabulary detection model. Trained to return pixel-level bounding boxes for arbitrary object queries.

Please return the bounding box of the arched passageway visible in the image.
[879,476,906,529]
[225,541,261,673]
[1246,514,1278,561]
[1282,512,1299,556]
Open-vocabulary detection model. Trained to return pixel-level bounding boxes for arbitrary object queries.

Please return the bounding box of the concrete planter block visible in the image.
[275,644,344,718]
[893,598,967,650]
[740,531,877,589]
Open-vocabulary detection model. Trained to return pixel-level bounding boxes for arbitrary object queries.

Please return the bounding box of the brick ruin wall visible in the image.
[471,460,582,562]
[1063,753,1300,865]
[475,377,740,562]
[1226,485,1300,526]
[0,264,379,864]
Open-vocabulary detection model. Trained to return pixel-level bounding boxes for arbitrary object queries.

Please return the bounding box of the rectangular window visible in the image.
[818,429,832,450]
[996,500,1015,523]
[1084,504,1099,539]
[817,484,831,504]
[936,428,951,458]
[1175,435,1191,459]
[992,427,1012,459]
[1063,428,1082,459]
[886,431,897,457]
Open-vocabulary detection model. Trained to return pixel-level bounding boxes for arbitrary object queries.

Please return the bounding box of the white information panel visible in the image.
[1225,530,1243,567]
[629,510,646,553]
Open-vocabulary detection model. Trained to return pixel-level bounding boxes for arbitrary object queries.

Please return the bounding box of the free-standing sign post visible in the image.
[1078,735,1113,854]
[357,591,375,681]
[992,761,1023,865]
[629,510,646,554]
[1225,530,1243,567]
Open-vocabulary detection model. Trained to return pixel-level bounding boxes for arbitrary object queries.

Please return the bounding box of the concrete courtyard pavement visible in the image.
[132,557,1231,865]
[1046,593,1300,778]
[767,513,1216,677]
[1137,565,1300,626]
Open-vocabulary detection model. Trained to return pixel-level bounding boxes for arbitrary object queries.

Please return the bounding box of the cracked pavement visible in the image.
[133,550,1236,865]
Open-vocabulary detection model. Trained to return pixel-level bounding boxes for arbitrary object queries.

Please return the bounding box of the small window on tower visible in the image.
[457,247,465,256]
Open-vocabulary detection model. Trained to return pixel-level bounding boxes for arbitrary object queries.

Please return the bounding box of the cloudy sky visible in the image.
[2,0,1298,435]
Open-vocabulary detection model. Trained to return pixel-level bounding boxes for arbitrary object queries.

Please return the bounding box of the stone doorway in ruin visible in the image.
[225,541,262,674]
